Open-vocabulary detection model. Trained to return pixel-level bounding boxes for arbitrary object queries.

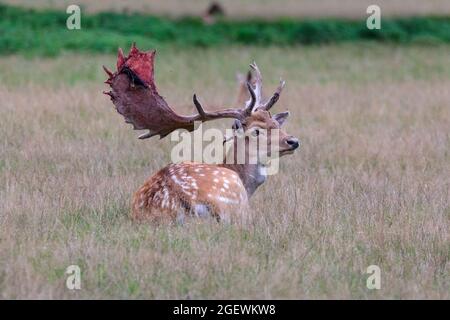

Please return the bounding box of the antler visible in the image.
[103,44,284,139]
[103,44,259,139]
[262,78,286,111]
[247,62,285,112]
[249,61,263,108]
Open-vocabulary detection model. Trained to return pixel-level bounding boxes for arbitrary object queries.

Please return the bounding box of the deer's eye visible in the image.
[252,129,260,137]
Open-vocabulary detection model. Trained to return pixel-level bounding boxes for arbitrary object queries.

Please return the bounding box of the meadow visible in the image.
[0,43,449,299]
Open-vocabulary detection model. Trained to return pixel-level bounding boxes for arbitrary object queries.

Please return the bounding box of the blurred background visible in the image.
[4,0,450,17]
[0,1,449,299]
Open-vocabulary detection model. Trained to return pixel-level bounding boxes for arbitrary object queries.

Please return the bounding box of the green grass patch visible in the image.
[1,4,450,56]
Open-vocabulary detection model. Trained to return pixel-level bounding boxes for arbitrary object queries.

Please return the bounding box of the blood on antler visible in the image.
[103,44,284,139]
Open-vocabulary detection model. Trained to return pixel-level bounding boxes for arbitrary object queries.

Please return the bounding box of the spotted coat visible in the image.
[132,162,249,223]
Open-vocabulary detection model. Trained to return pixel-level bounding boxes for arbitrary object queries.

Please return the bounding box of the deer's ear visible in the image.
[273,111,290,126]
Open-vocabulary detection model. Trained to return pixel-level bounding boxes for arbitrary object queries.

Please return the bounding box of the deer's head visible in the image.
[231,109,299,161]
[222,63,299,165]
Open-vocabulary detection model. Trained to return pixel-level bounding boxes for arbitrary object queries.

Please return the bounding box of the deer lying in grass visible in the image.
[103,44,300,223]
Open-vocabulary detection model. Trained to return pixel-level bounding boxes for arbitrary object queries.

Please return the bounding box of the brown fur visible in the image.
[132,110,297,223]
[132,162,248,223]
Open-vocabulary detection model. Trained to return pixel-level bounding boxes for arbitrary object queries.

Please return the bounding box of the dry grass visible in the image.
[5,0,450,18]
[0,44,449,299]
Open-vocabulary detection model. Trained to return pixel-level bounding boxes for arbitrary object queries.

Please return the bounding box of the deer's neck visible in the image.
[220,163,267,197]
[219,138,267,197]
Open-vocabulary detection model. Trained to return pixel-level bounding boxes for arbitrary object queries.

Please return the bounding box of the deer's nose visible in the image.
[286,137,299,149]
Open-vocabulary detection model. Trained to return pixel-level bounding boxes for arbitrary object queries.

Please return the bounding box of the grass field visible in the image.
[0,44,449,299]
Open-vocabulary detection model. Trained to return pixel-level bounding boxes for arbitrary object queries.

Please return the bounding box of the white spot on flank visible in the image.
[213,178,219,183]
[171,174,182,185]
[217,196,239,204]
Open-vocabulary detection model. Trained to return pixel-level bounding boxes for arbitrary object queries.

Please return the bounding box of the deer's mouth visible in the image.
[280,149,296,156]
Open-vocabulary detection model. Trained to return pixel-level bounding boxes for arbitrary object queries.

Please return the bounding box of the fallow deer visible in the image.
[103,44,300,223]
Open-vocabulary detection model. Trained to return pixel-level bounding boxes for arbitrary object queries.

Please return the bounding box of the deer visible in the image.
[103,44,300,224]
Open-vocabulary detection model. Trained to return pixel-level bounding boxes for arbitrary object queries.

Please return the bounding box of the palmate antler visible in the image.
[103,44,284,139]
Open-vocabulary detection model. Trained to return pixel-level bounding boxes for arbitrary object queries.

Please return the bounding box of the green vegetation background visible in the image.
[1,4,450,56]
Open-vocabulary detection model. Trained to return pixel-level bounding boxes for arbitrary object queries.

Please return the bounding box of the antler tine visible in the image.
[249,61,263,106]
[102,65,113,77]
[192,92,253,122]
[192,81,255,121]
[263,78,285,111]
[192,94,207,119]
[244,82,256,114]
